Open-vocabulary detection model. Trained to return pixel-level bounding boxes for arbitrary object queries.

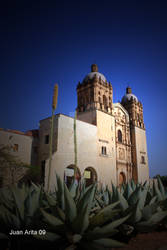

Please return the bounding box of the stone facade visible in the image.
[39,64,149,190]
[0,64,149,189]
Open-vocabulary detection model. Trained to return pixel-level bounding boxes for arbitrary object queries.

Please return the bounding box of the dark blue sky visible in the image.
[1,0,167,177]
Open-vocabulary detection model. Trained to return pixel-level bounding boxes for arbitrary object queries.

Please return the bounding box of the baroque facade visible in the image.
[0,64,149,189]
[39,64,149,190]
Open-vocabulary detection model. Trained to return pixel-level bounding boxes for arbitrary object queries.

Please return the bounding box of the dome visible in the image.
[82,64,107,83]
[83,72,106,83]
[121,87,138,103]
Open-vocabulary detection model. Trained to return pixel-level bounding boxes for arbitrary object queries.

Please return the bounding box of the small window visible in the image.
[101,146,107,155]
[13,144,18,152]
[45,135,49,144]
[141,156,146,164]
[118,130,122,143]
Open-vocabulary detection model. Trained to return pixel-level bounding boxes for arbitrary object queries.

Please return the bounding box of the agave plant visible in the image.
[110,177,167,233]
[35,176,130,249]
[0,183,47,250]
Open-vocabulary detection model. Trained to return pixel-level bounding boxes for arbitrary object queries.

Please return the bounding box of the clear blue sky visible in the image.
[1,0,167,177]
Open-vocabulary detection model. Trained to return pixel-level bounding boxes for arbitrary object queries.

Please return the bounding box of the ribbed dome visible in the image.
[121,87,138,103]
[82,64,107,83]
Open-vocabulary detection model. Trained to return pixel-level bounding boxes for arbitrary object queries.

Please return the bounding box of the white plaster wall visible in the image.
[0,130,33,164]
[44,114,98,191]
[134,127,149,183]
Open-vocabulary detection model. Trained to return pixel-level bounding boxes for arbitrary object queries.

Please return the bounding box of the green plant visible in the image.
[112,178,167,233]
[35,176,130,249]
[0,183,46,249]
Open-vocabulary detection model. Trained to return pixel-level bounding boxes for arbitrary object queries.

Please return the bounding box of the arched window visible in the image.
[118,130,122,143]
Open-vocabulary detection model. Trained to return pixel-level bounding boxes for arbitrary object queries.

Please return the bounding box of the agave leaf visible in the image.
[11,185,26,221]
[34,231,61,241]
[41,209,63,227]
[0,205,20,229]
[93,238,126,248]
[69,179,78,198]
[130,179,136,191]
[145,190,152,205]
[74,181,82,203]
[149,210,167,224]
[137,210,167,232]
[72,204,89,234]
[56,206,65,222]
[142,203,159,221]
[89,201,120,227]
[149,196,157,205]
[95,214,130,234]
[25,188,41,219]
[138,188,147,210]
[108,189,113,204]
[111,183,117,202]
[127,200,142,224]
[102,190,109,206]
[95,194,104,208]
[77,185,96,215]
[143,180,148,187]
[115,189,129,211]
[128,186,141,206]
[123,182,133,200]
[64,183,77,222]
[45,193,57,207]
[157,176,166,199]
[153,180,163,201]
[56,174,65,210]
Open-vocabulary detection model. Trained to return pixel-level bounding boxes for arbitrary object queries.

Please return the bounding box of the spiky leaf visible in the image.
[64,183,77,222]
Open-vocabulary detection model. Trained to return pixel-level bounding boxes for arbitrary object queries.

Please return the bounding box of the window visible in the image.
[141,156,146,164]
[101,146,107,155]
[103,95,108,111]
[118,130,122,143]
[13,144,18,152]
[45,135,49,144]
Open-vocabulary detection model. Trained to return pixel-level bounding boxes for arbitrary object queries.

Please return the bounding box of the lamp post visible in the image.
[47,84,58,192]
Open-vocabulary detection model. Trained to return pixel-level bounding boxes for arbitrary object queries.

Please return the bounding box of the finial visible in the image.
[126,86,132,94]
[91,64,98,72]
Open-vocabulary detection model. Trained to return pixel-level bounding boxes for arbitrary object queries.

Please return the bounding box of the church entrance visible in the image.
[119,172,126,185]
[64,165,81,188]
[84,167,97,187]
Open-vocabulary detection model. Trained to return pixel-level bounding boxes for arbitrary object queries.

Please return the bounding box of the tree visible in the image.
[0,145,30,187]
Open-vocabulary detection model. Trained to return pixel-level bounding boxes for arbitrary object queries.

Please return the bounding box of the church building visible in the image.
[38,64,149,190]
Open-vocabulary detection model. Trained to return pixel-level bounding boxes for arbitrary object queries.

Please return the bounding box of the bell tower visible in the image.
[122,87,145,129]
[121,87,149,183]
[76,64,113,125]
